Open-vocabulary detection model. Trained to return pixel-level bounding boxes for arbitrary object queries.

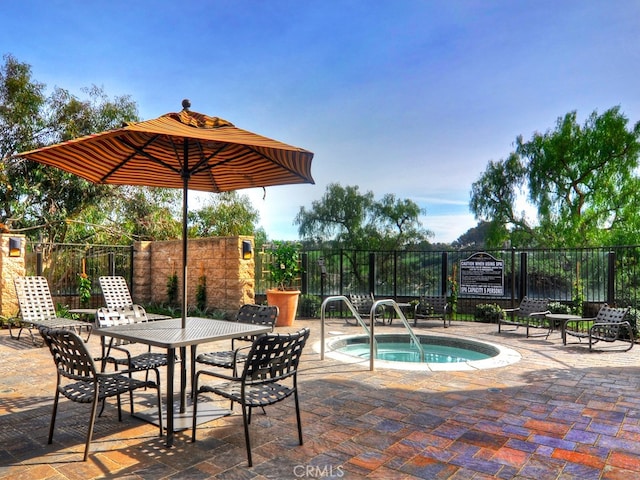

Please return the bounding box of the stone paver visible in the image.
[1,318,640,479]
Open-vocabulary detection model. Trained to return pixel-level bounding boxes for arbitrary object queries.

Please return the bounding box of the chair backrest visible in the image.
[236,304,278,331]
[99,276,134,309]
[96,305,149,347]
[517,297,550,317]
[241,328,310,383]
[95,305,149,328]
[348,294,374,315]
[595,305,630,323]
[40,328,97,381]
[417,296,447,314]
[14,276,58,322]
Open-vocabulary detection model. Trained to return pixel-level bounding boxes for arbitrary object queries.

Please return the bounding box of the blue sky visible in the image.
[2,1,639,242]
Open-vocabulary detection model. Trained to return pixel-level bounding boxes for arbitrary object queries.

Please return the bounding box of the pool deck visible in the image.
[2,318,640,479]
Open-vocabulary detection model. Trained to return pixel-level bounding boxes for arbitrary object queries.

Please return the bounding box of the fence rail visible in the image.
[258,246,640,313]
[26,243,640,314]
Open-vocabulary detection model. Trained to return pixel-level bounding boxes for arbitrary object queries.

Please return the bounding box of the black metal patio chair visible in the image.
[39,327,163,461]
[563,305,633,351]
[498,297,551,338]
[191,328,310,467]
[194,304,278,371]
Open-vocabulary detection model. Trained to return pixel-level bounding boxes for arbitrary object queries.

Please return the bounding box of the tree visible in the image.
[1,54,140,244]
[294,183,432,249]
[189,191,261,237]
[470,107,640,248]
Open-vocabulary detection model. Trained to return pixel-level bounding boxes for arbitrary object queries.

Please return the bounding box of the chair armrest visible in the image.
[196,369,238,382]
[502,307,521,314]
[529,310,551,317]
[564,317,596,328]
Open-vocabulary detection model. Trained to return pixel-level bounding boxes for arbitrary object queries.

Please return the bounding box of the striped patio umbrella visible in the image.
[16,100,315,327]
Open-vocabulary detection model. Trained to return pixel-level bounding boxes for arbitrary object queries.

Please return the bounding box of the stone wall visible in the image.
[132,236,255,314]
[0,234,26,318]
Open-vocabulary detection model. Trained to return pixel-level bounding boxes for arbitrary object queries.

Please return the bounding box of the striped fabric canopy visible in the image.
[17,106,314,192]
[17,103,314,327]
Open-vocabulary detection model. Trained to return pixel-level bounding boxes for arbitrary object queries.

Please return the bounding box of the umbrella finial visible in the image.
[182,99,191,111]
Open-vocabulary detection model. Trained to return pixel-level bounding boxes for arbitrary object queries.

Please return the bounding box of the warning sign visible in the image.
[459,252,504,296]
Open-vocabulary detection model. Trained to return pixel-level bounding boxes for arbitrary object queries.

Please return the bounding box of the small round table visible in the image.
[546,313,581,344]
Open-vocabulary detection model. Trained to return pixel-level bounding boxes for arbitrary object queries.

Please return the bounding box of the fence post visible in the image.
[369,252,376,296]
[441,252,448,296]
[108,252,115,276]
[510,248,516,307]
[519,252,528,300]
[393,251,398,298]
[301,253,308,295]
[607,251,616,305]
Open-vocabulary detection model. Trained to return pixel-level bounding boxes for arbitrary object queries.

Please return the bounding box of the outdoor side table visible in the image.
[545,313,581,344]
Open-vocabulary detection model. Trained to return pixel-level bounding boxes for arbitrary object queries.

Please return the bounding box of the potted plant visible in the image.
[265,241,302,326]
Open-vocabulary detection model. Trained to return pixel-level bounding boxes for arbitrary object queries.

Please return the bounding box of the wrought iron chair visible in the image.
[11,276,92,345]
[346,293,387,325]
[563,305,633,351]
[96,306,169,384]
[498,297,551,338]
[195,304,278,371]
[414,296,450,328]
[191,328,310,467]
[39,327,163,461]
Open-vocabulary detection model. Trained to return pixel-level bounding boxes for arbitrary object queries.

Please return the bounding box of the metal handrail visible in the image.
[371,299,425,363]
[320,296,424,370]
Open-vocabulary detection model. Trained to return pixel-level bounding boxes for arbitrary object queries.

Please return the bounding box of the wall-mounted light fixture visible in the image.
[242,240,253,260]
[9,237,22,257]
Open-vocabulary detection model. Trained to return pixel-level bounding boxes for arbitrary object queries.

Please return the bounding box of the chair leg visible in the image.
[48,390,60,445]
[84,393,101,461]
[191,376,200,442]
[151,368,163,435]
[241,403,253,467]
[294,390,303,445]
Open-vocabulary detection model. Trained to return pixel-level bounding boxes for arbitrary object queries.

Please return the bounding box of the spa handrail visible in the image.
[371,299,425,363]
[320,296,377,364]
[320,296,424,370]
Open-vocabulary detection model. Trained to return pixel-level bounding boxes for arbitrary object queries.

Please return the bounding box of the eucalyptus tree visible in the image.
[1,54,140,245]
[470,107,640,248]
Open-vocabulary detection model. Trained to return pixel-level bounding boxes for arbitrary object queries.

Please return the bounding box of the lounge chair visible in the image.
[39,327,162,461]
[498,297,551,338]
[99,275,168,320]
[192,328,310,467]
[11,276,92,345]
[563,305,633,351]
[414,296,450,328]
[346,293,387,325]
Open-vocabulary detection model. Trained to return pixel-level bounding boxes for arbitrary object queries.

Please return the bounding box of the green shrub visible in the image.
[475,303,504,323]
[548,301,572,314]
[297,294,321,318]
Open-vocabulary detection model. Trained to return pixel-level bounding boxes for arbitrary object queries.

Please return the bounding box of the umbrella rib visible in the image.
[104,135,182,181]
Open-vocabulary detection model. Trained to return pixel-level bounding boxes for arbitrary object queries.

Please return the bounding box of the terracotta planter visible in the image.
[266,289,300,327]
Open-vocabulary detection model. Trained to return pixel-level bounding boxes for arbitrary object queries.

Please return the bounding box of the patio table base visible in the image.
[134,397,230,432]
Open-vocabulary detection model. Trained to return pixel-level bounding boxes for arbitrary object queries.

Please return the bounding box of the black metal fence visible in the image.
[26,243,640,314]
[25,243,133,308]
[257,246,640,313]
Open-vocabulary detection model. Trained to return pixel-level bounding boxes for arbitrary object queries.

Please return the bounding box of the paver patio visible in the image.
[1,317,640,479]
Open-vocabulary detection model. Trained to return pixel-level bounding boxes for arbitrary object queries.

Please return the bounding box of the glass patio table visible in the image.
[94,316,271,447]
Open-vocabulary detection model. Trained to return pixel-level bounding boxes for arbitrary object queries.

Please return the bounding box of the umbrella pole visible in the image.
[181,175,188,329]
